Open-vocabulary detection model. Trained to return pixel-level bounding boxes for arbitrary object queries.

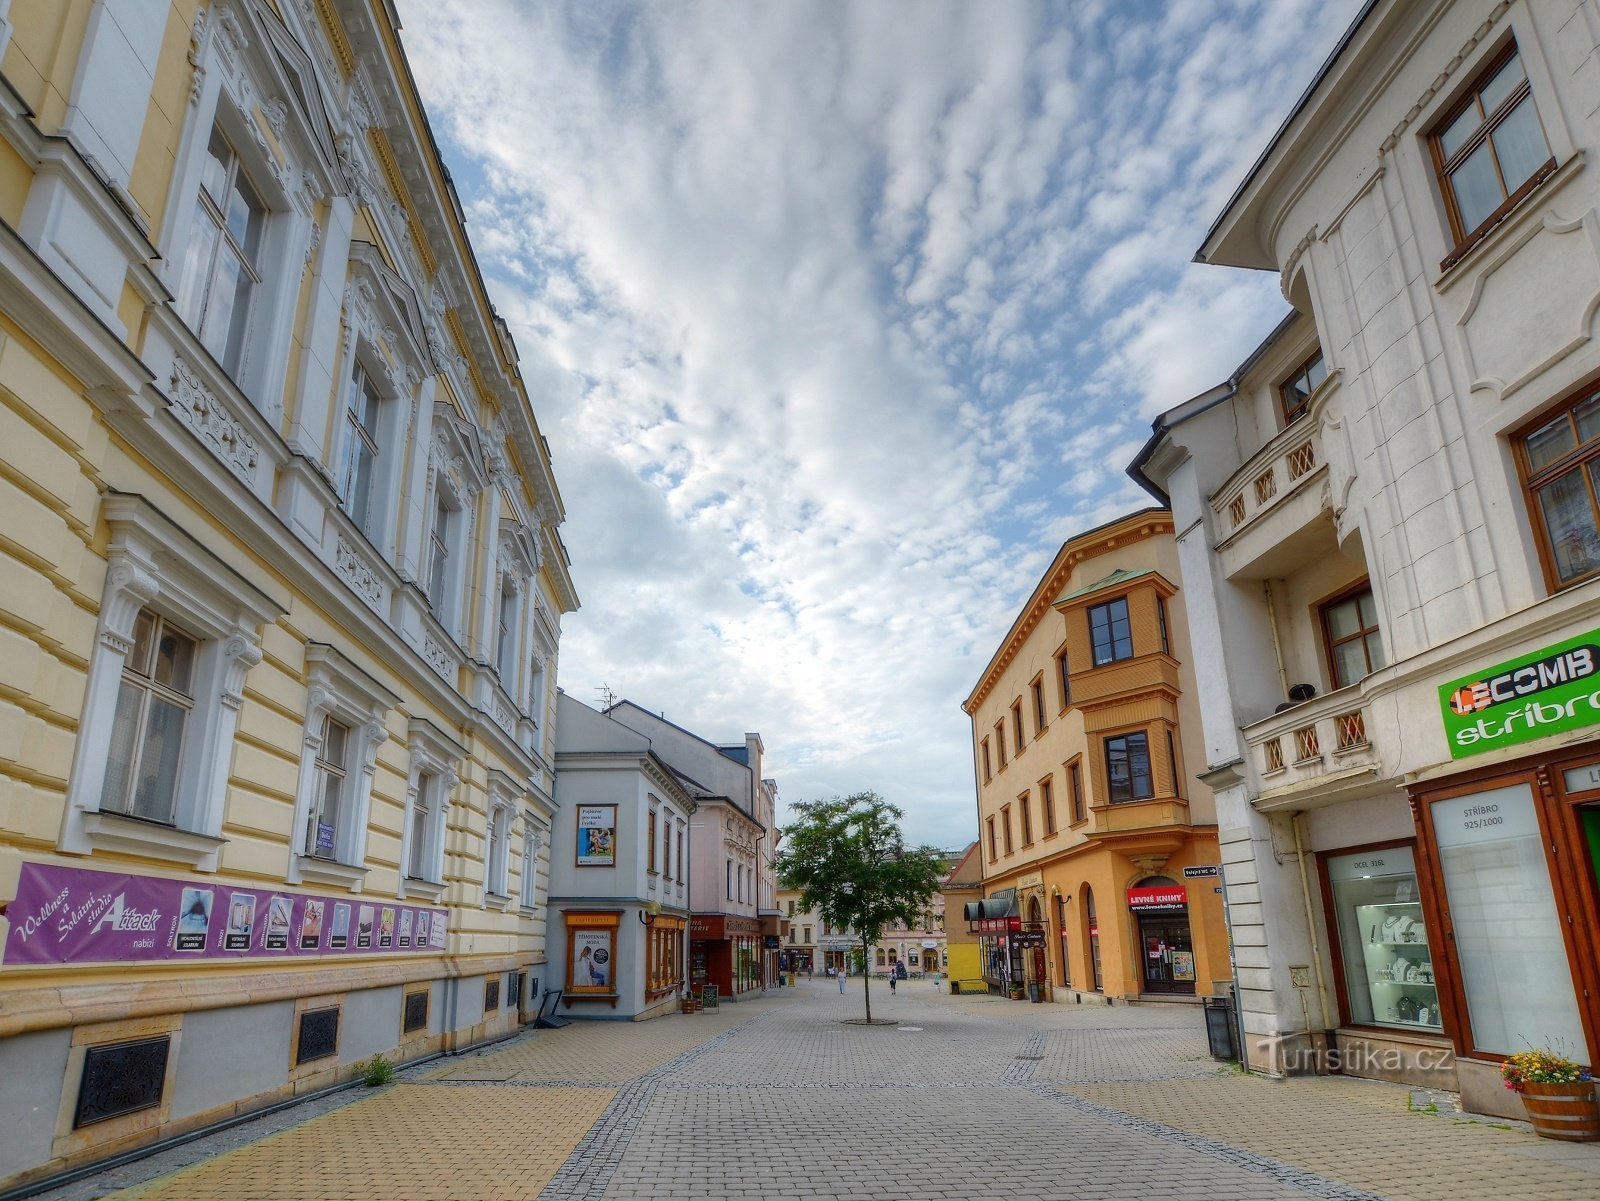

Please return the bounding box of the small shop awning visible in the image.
[967,892,1020,932]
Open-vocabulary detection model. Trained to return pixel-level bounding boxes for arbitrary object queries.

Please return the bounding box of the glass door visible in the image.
[1138,914,1196,994]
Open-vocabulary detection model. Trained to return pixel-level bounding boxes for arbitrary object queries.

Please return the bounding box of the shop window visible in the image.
[1089,598,1133,666]
[1430,42,1555,267]
[1428,784,1586,1055]
[1031,675,1047,735]
[1040,777,1057,836]
[1323,844,1442,1033]
[1321,583,1385,689]
[1518,386,1600,589]
[1104,732,1154,803]
[1084,886,1103,992]
[1278,349,1327,425]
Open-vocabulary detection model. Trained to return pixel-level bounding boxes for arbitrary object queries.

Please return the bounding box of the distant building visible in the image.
[941,842,982,988]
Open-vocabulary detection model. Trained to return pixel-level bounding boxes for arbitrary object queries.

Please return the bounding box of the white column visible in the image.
[60,0,167,190]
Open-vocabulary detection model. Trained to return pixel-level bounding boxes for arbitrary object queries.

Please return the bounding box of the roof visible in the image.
[1053,567,1156,606]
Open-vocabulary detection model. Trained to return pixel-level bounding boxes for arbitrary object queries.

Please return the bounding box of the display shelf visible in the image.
[1370,979,1436,989]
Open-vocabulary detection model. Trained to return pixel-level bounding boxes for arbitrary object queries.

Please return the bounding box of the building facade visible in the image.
[604,703,779,1000]
[778,888,819,975]
[549,693,693,1020]
[0,1,575,1188]
[941,842,982,988]
[1132,0,1600,1117]
[963,509,1228,1003]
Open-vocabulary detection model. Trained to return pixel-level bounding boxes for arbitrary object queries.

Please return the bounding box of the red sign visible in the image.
[1126,885,1187,911]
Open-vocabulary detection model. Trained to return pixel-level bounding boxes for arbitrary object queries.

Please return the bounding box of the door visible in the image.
[1139,914,1196,994]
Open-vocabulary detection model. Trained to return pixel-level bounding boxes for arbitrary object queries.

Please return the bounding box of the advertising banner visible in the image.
[1126,884,1188,911]
[2,862,448,968]
[575,804,616,866]
[1439,629,1600,758]
[570,928,613,991]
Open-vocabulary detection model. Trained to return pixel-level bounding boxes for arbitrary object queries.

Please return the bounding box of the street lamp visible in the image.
[639,898,661,926]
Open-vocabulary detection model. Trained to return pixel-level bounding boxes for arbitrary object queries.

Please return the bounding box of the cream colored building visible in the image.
[0,1,575,1188]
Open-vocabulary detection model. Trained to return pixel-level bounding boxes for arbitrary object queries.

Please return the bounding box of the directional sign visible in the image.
[1182,865,1220,879]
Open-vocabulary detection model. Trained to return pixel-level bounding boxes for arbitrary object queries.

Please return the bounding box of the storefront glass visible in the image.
[1326,845,1441,1032]
[1432,784,1586,1055]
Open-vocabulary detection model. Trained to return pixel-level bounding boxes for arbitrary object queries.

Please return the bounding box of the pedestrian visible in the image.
[838,968,846,994]
[889,970,897,995]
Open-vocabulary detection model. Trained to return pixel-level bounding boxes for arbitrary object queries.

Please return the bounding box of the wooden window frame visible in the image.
[1030,674,1047,736]
[1011,701,1025,756]
[1277,348,1327,426]
[1088,597,1134,667]
[647,809,658,874]
[1516,382,1600,592]
[1019,792,1033,847]
[1103,729,1155,805]
[1056,644,1072,712]
[1068,759,1086,825]
[1000,805,1014,856]
[1317,578,1383,690]
[1040,775,1057,837]
[987,815,998,861]
[995,720,1008,768]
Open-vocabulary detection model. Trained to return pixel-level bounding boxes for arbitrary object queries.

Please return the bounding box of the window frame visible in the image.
[1030,674,1047,736]
[1277,349,1328,426]
[1428,40,1556,270]
[986,816,998,862]
[1019,791,1033,846]
[401,718,462,900]
[981,737,993,783]
[99,610,200,827]
[1056,644,1071,711]
[1318,579,1385,690]
[61,495,281,871]
[994,720,1008,768]
[1000,805,1014,855]
[1088,597,1134,667]
[1516,384,1600,592]
[1040,775,1057,837]
[1103,730,1155,805]
[1068,759,1086,825]
[1010,701,1024,756]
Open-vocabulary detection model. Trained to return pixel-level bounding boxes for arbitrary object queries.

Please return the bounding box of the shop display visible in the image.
[1355,901,1442,1031]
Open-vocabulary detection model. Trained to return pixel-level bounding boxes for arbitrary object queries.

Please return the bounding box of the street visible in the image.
[33,978,1600,1201]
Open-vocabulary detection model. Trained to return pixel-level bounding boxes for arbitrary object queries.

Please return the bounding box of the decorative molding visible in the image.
[335,536,385,610]
[187,6,209,108]
[422,632,454,680]
[1380,1,1511,154]
[167,357,260,483]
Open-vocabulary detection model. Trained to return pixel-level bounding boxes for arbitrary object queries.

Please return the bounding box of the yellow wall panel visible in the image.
[2,0,93,127]
[0,139,33,227]
[228,740,301,801]
[217,834,293,882]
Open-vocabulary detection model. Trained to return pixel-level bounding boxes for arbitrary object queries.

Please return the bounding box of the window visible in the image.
[1011,702,1024,754]
[408,771,436,880]
[495,579,520,683]
[305,716,350,861]
[1057,647,1071,709]
[427,490,453,615]
[987,816,998,861]
[174,126,265,378]
[803,925,812,943]
[63,496,280,870]
[676,824,684,881]
[1519,388,1600,588]
[995,721,1008,767]
[1105,732,1154,803]
[1278,350,1327,425]
[485,801,511,898]
[519,827,541,909]
[1157,596,1171,656]
[1000,805,1014,855]
[1088,598,1133,666]
[1321,584,1385,689]
[1041,777,1057,836]
[101,611,198,825]
[1167,730,1182,799]
[1431,43,1553,261]
[661,810,673,880]
[727,858,733,900]
[787,899,796,916]
[1031,676,1047,735]
[789,928,797,944]
[981,738,992,783]
[402,719,461,897]
[1020,794,1033,845]
[339,362,384,537]
[648,809,658,873]
[1069,761,1085,823]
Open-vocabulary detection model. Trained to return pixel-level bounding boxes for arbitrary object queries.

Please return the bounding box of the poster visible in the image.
[1171,951,1195,981]
[571,929,613,990]
[399,909,413,948]
[575,805,616,867]
[1,863,448,967]
[379,908,395,948]
[357,905,375,949]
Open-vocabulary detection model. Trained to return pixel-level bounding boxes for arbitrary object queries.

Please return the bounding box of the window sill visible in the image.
[485,891,512,912]
[402,875,446,904]
[1438,154,1565,277]
[80,810,226,868]
[297,855,369,891]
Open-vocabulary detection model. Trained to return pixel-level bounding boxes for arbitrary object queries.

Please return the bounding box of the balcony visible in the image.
[1211,415,1332,581]
[1244,684,1384,811]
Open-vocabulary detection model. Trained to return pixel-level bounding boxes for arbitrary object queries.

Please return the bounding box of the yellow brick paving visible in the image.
[1062,1076,1600,1201]
[111,1084,613,1201]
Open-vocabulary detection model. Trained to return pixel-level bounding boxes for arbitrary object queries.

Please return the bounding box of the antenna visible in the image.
[596,684,618,711]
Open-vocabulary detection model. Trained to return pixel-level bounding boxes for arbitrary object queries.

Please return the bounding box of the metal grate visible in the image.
[1228,495,1247,528]
[74,1036,170,1128]
[484,977,500,1013]
[1293,725,1321,762]
[1254,470,1277,505]
[1335,709,1367,750]
[1286,441,1316,480]
[297,1007,340,1064]
[1263,738,1285,773]
[403,990,429,1033]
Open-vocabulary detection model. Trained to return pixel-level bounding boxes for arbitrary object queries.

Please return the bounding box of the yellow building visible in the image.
[0,1,575,1188]
[963,509,1227,1004]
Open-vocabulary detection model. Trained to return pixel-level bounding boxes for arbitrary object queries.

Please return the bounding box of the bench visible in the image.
[953,979,990,995]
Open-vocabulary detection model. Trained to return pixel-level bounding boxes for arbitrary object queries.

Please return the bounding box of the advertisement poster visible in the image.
[576,805,616,867]
[399,909,413,948]
[175,887,213,951]
[357,905,374,949]
[414,911,430,947]
[379,908,395,948]
[1170,951,1196,981]
[300,900,324,950]
[571,929,613,990]
[264,896,293,950]
[225,893,256,950]
[2,863,448,968]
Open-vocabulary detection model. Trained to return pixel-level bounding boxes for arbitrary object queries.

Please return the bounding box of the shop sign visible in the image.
[1010,930,1045,948]
[1126,884,1187,911]
[763,935,781,949]
[1432,787,1542,849]
[1562,761,1600,794]
[2,862,447,967]
[1181,865,1219,878]
[1439,629,1600,759]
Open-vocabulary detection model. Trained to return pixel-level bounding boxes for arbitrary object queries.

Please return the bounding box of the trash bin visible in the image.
[1203,995,1237,1061]
[1028,981,1042,1003]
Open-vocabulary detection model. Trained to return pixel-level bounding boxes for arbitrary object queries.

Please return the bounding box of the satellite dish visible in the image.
[1287,683,1317,703]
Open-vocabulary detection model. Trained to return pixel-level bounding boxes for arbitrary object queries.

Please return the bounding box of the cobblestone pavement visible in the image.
[32,978,1600,1201]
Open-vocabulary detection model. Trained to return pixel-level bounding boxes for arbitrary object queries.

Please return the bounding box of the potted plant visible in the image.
[1007,982,1025,1000]
[1501,1048,1599,1141]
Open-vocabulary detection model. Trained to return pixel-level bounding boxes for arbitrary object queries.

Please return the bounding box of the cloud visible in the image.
[396,0,1367,847]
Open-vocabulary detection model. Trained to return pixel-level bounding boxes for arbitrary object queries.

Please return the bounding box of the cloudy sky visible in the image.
[395,0,1365,848]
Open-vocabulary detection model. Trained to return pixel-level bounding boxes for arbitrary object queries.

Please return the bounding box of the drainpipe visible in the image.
[1292,813,1334,1053]
[1264,581,1289,697]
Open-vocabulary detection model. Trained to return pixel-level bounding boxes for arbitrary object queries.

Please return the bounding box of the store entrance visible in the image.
[1138,913,1195,994]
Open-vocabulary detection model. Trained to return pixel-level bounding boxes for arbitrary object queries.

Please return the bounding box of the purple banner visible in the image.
[2,862,448,968]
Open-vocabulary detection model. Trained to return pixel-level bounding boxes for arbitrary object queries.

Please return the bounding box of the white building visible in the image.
[1131,0,1600,1118]
[549,693,694,1020]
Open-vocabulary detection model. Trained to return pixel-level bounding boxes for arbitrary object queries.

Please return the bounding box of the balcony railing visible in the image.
[1244,683,1380,806]
[1213,422,1322,538]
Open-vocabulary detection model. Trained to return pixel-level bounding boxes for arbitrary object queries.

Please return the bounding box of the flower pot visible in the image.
[1519,1080,1600,1142]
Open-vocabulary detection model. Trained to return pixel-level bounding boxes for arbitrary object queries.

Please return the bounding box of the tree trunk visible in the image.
[862,935,872,1023]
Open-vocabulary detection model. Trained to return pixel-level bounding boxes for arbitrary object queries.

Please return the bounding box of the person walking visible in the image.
[838,968,846,994]
[888,970,897,995]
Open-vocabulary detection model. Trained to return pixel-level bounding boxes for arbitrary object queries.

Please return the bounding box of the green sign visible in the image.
[1439,629,1600,758]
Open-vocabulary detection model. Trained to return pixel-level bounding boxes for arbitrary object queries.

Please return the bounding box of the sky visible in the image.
[394,0,1367,849]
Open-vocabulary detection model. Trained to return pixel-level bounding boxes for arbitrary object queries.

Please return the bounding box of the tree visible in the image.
[774,791,947,1023]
